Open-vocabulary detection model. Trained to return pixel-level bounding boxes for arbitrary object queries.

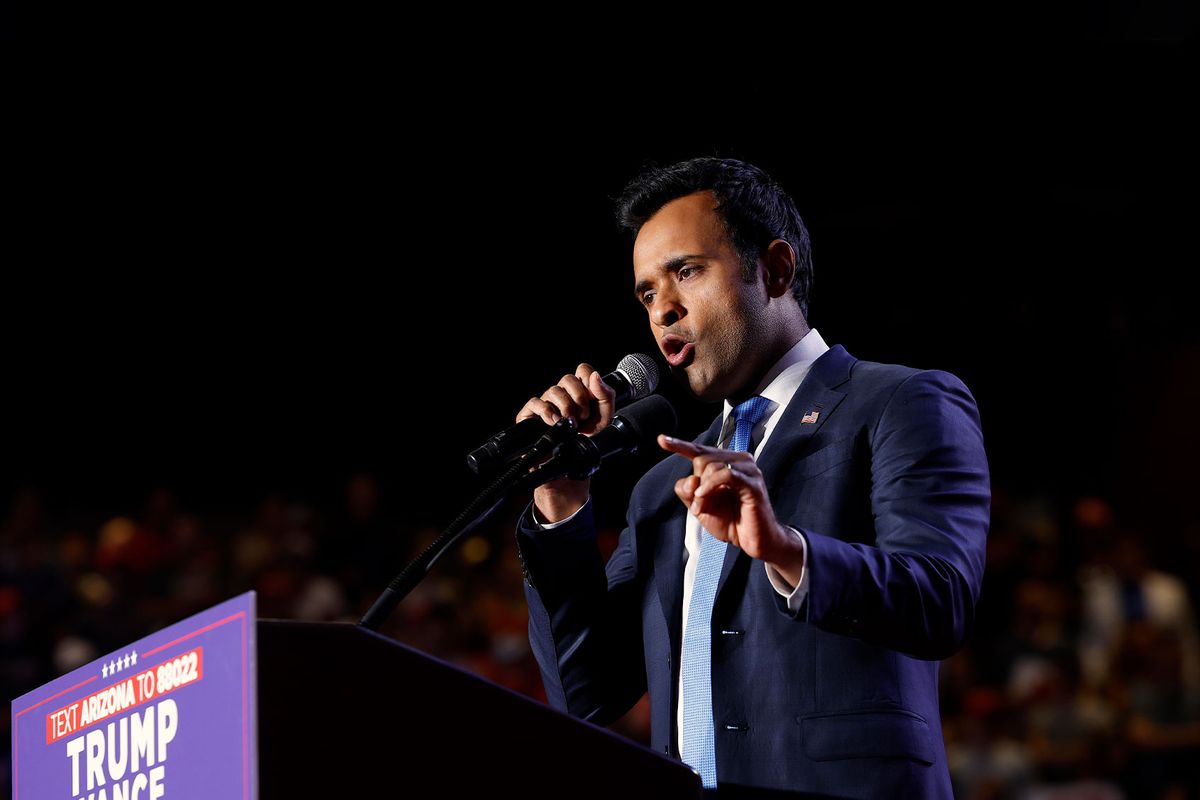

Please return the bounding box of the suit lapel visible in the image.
[650,343,857,652]
[714,343,856,606]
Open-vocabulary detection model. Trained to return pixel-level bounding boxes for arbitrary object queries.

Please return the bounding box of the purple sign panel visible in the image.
[11,592,257,800]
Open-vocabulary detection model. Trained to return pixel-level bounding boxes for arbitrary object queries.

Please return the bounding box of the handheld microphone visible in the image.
[517,395,678,488]
[468,353,660,475]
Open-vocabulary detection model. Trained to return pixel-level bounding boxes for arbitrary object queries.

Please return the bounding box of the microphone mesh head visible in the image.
[617,353,660,399]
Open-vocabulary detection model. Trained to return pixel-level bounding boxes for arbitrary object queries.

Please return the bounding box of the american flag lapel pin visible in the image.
[801,409,820,424]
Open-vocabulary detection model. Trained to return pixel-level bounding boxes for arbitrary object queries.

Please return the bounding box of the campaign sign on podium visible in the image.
[11,592,257,800]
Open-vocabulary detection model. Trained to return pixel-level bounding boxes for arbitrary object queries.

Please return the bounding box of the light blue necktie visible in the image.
[681,395,772,788]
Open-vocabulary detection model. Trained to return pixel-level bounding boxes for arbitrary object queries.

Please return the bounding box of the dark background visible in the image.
[4,10,1199,798]
[5,22,1196,529]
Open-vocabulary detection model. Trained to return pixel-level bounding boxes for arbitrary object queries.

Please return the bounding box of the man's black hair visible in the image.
[614,157,813,320]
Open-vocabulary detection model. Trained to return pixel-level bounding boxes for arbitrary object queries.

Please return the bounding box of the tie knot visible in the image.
[728,395,771,453]
[732,395,771,427]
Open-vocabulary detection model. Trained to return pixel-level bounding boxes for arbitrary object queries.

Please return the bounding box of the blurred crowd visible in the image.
[943,491,1200,799]
[3,477,1199,799]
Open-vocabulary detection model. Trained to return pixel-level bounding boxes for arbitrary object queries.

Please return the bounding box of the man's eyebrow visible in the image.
[633,254,707,300]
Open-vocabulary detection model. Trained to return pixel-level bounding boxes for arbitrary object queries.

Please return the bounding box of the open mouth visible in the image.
[661,335,696,368]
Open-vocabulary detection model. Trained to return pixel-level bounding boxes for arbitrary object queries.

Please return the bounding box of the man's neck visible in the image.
[727,322,811,406]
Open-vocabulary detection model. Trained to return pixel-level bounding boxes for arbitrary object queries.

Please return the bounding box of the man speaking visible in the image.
[511,157,990,798]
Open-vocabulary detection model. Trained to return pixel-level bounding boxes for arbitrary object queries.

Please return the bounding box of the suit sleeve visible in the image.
[778,369,990,661]
[515,494,648,725]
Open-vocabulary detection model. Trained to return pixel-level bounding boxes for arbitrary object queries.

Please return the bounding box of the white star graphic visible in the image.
[102,662,109,678]
[131,650,138,666]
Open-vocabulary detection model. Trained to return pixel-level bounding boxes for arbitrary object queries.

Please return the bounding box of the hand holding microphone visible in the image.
[520,363,617,434]
[507,354,658,524]
[469,354,659,476]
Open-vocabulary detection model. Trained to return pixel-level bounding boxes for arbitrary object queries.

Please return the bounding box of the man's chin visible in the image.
[668,364,723,404]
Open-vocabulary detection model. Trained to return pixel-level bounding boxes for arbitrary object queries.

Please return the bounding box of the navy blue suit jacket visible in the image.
[515,343,990,798]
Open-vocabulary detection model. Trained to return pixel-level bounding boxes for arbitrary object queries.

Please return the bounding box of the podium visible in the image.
[12,593,702,799]
[258,619,701,797]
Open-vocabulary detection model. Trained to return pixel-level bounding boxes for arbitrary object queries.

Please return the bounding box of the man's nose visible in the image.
[651,288,684,328]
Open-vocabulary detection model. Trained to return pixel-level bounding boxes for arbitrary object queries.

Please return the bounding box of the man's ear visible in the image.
[762,239,797,299]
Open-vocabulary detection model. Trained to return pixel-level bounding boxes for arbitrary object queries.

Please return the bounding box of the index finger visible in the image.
[658,434,711,458]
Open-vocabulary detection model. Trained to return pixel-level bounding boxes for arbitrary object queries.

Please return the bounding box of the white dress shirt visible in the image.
[533,327,830,756]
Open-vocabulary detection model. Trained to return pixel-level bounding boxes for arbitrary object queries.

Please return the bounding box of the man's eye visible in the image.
[642,292,656,306]
[679,266,698,280]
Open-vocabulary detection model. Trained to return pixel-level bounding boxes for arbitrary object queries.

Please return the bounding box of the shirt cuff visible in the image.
[764,525,809,614]
[532,496,592,529]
